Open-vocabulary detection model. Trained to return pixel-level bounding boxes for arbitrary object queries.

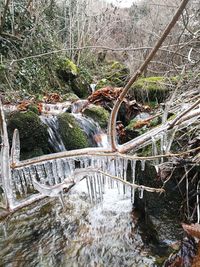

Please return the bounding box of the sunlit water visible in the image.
[0,180,156,267]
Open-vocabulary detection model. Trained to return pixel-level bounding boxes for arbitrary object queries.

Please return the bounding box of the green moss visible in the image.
[28,104,39,115]
[63,93,79,101]
[129,76,175,103]
[65,59,78,75]
[20,148,44,161]
[95,61,130,89]
[7,111,49,159]
[71,76,90,98]
[58,113,89,150]
[106,61,130,87]
[96,78,109,89]
[83,105,110,129]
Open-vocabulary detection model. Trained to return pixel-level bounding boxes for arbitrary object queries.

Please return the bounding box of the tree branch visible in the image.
[108,0,190,151]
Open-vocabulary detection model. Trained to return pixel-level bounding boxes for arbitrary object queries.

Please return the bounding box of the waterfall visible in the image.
[40,115,66,152]
[72,113,108,147]
[40,111,108,152]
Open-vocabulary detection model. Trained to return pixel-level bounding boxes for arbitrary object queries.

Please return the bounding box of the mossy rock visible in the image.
[106,61,130,87]
[56,58,91,98]
[56,58,79,82]
[28,104,39,115]
[96,61,130,89]
[7,111,49,159]
[83,104,110,129]
[129,77,174,103]
[71,76,91,98]
[63,93,79,101]
[58,113,89,150]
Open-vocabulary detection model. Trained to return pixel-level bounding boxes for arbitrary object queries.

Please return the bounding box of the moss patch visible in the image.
[129,76,174,103]
[63,93,79,101]
[96,61,130,89]
[83,105,110,129]
[57,58,91,98]
[7,111,49,159]
[58,113,89,150]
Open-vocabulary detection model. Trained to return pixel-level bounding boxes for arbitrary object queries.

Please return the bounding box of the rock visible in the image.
[7,111,49,160]
[57,113,89,150]
[63,93,79,101]
[83,104,110,129]
[56,58,91,98]
[71,76,91,98]
[96,61,130,89]
[129,76,174,103]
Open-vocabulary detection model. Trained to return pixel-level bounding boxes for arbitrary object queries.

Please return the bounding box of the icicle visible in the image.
[151,137,159,165]
[131,160,136,203]
[22,168,33,193]
[20,169,28,196]
[89,175,96,203]
[51,160,60,184]
[123,158,128,181]
[197,181,200,224]
[140,160,145,172]
[92,175,98,203]
[63,159,72,178]
[10,129,20,165]
[44,161,55,185]
[16,170,24,197]
[35,164,46,184]
[55,159,65,182]
[139,188,144,199]
[96,173,103,201]
[86,176,93,204]
[166,127,178,153]
[151,136,158,156]
[58,193,65,209]
[11,170,18,198]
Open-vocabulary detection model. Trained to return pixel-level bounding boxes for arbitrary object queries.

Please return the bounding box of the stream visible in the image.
[0,102,181,267]
[0,180,156,267]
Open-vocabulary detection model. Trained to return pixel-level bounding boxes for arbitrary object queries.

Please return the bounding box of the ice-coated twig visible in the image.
[97,170,164,194]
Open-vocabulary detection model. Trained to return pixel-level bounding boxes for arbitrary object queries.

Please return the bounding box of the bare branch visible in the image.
[108,0,190,151]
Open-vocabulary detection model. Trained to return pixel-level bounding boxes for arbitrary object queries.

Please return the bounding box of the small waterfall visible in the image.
[40,115,66,152]
[72,113,108,147]
[41,102,71,115]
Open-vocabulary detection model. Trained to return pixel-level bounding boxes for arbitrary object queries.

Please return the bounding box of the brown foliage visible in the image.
[88,86,122,106]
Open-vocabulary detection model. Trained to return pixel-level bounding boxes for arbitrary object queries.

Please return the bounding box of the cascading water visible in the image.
[0,101,161,266]
[0,156,158,266]
[40,99,108,150]
[72,113,108,147]
[40,115,66,152]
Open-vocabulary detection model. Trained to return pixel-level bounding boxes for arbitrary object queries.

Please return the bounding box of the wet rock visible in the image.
[7,111,49,160]
[57,113,89,150]
[83,104,110,129]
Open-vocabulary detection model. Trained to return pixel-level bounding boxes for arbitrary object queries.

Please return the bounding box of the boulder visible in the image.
[83,104,110,129]
[7,111,49,160]
[57,113,89,150]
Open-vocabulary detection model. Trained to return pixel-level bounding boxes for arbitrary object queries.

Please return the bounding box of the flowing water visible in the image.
[0,102,177,266]
[0,179,157,267]
[40,115,66,152]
